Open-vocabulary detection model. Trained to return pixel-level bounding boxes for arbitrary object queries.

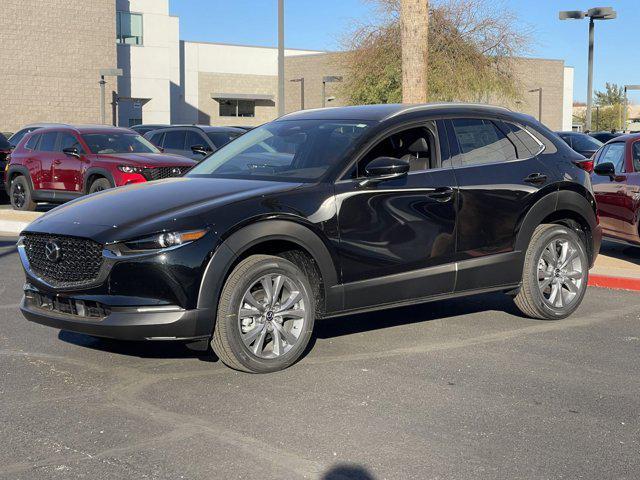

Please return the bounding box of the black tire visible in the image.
[212,254,316,373]
[88,177,112,194]
[514,224,589,320]
[9,175,36,211]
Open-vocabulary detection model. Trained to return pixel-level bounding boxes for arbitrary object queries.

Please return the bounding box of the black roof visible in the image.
[278,103,513,122]
[150,125,245,133]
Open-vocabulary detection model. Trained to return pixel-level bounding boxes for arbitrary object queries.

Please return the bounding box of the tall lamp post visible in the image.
[322,76,343,108]
[623,85,640,133]
[277,0,285,117]
[529,88,543,122]
[99,68,123,125]
[290,77,304,110]
[559,7,617,131]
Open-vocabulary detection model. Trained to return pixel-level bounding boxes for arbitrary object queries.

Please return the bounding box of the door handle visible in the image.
[427,186,454,202]
[523,173,547,185]
[53,159,62,165]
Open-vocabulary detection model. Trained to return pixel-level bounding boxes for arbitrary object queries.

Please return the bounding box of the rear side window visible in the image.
[633,142,640,172]
[451,118,517,166]
[163,130,186,150]
[498,121,542,158]
[185,130,206,149]
[597,143,626,173]
[38,132,58,152]
[24,133,41,150]
[148,132,165,147]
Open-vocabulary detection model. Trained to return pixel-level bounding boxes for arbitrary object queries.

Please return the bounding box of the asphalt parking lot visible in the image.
[1,236,639,480]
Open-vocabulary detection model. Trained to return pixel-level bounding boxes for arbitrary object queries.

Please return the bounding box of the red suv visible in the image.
[5,126,195,210]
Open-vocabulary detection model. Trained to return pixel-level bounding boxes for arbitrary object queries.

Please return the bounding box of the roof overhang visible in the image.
[211,93,274,101]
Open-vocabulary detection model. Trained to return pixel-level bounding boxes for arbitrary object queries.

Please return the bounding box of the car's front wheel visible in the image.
[514,224,589,319]
[212,254,315,373]
[88,178,112,194]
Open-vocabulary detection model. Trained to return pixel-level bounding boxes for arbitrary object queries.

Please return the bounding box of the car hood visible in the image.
[24,177,303,243]
[98,152,196,167]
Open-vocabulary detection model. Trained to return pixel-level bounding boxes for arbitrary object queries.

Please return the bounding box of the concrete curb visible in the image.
[0,219,30,236]
[588,274,640,292]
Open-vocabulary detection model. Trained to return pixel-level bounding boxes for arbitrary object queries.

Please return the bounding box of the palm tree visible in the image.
[401,0,429,103]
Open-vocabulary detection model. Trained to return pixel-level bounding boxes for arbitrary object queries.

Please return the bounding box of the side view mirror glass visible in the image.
[593,161,616,178]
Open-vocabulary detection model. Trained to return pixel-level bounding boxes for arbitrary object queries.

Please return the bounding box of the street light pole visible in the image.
[559,7,616,132]
[277,0,285,117]
[99,68,123,125]
[289,78,304,110]
[322,76,343,108]
[529,88,543,122]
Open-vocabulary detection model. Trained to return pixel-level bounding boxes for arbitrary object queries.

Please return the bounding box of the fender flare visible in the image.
[197,220,341,314]
[5,165,34,191]
[83,168,116,192]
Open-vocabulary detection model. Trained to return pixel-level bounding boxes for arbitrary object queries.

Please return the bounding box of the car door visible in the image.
[335,120,458,310]
[162,129,187,157]
[21,133,44,189]
[444,117,553,291]
[619,140,640,240]
[52,132,85,192]
[34,131,58,191]
[591,142,627,235]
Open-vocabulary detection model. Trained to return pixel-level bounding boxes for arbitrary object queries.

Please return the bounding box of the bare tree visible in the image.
[401,0,429,103]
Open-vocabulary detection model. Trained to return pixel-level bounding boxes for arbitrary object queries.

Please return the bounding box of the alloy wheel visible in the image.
[12,183,25,208]
[237,273,307,359]
[537,237,585,310]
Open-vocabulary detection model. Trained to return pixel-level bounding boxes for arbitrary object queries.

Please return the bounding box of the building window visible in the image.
[219,99,255,117]
[117,12,143,45]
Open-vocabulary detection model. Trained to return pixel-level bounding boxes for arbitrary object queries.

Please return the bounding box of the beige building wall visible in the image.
[197,72,278,127]
[0,0,118,132]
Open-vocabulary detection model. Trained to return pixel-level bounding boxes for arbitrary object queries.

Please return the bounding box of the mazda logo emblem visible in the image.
[44,240,61,263]
[171,168,181,175]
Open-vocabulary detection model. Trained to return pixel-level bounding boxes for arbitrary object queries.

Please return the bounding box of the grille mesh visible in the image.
[23,234,104,287]
[142,166,190,181]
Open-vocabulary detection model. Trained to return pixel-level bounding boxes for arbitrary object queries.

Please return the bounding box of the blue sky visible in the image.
[169,0,639,103]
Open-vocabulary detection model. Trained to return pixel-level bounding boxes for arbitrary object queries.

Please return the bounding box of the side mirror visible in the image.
[593,161,616,178]
[361,157,410,186]
[62,147,80,158]
[191,145,211,155]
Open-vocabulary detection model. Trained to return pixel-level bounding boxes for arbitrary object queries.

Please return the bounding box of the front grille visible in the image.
[25,290,111,319]
[23,234,104,287]
[142,166,191,181]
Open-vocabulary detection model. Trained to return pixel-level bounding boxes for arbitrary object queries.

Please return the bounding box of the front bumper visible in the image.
[21,287,214,341]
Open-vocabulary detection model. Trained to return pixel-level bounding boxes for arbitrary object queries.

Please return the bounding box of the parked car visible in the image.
[5,125,195,211]
[591,133,640,246]
[17,104,601,373]
[556,131,603,169]
[144,125,244,160]
[0,133,12,194]
[589,131,623,143]
[8,123,66,148]
[130,124,168,136]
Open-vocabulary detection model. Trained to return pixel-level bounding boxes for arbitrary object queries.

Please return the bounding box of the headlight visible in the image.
[122,229,208,251]
[118,165,144,174]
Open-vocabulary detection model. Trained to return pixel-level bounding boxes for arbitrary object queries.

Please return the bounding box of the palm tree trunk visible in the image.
[401,0,429,103]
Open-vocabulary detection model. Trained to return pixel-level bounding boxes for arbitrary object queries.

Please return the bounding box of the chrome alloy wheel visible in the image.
[237,273,307,359]
[537,237,585,310]
[12,183,26,208]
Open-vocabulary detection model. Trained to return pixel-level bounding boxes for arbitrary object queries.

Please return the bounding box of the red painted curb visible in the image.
[588,274,640,292]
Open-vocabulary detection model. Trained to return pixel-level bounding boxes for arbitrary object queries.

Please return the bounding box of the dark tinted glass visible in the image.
[499,121,541,158]
[163,130,186,150]
[9,128,31,147]
[185,131,205,148]
[633,142,640,172]
[24,134,40,150]
[59,133,84,153]
[451,118,517,165]
[572,134,602,151]
[38,132,58,152]
[0,135,10,150]
[148,132,164,147]
[81,133,158,154]
[207,131,241,149]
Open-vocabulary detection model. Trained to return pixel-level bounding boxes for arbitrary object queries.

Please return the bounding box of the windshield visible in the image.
[188,120,372,182]
[207,131,242,149]
[82,133,159,154]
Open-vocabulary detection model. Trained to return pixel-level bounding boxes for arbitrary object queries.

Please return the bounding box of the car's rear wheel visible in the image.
[10,176,36,211]
[212,254,315,373]
[88,178,112,194]
[514,224,588,319]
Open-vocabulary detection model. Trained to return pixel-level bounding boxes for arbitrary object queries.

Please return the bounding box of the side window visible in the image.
[185,130,205,149]
[38,132,58,152]
[633,142,640,173]
[149,132,165,148]
[163,130,186,150]
[451,118,517,166]
[498,121,543,158]
[597,143,626,173]
[24,133,41,150]
[59,133,85,154]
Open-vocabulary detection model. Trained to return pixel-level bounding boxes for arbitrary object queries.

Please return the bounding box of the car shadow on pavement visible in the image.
[314,291,520,340]
[600,240,640,266]
[321,463,376,480]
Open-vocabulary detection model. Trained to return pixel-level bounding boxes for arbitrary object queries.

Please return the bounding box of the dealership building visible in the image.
[0,0,574,132]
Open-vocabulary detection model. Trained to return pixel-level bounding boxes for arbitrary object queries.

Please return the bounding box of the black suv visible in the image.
[18,104,601,373]
[144,125,244,160]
